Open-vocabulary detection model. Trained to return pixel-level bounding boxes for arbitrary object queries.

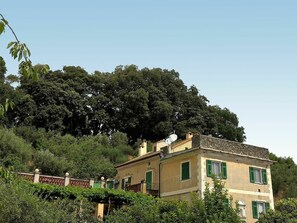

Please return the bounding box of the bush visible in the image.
[106,178,241,223]
[0,167,98,223]
[258,198,297,223]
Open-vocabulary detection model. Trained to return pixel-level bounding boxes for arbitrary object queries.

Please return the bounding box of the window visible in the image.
[146,171,152,189]
[252,201,270,219]
[249,167,267,184]
[238,201,246,219]
[107,180,114,189]
[121,176,131,189]
[181,161,190,180]
[206,160,227,179]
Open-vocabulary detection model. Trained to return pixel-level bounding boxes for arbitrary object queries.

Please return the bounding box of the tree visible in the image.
[0,56,6,83]
[258,198,297,223]
[269,153,297,199]
[12,64,245,143]
[203,177,241,223]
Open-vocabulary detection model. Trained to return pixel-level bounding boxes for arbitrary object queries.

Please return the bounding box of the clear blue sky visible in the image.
[1,1,297,161]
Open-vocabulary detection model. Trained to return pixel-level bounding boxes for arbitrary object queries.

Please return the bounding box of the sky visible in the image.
[1,1,297,161]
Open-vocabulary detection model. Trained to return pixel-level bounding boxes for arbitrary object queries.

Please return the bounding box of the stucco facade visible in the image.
[116,133,274,223]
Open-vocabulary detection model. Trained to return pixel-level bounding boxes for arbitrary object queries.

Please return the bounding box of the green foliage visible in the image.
[31,182,154,205]
[106,178,241,223]
[6,64,245,143]
[258,198,297,223]
[0,128,32,171]
[204,177,240,223]
[33,150,74,176]
[0,168,99,223]
[0,126,133,178]
[269,153,297,198]
[0,56,6,83]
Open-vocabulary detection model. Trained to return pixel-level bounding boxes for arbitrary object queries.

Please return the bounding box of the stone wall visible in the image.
[192,134,269,159]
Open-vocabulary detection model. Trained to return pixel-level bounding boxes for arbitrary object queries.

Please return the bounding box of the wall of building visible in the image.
[199,150,274,223]
[160,150,199,198]
[117,154,160,189]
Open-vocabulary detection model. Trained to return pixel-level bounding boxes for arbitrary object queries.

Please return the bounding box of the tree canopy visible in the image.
[2,62,246,143]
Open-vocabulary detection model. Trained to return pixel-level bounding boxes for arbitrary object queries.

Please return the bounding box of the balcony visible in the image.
[126,182,159,197]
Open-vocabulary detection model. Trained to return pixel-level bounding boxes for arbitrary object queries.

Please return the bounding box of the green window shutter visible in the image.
[181,162,190,180]
[224,198,229,207]
[252,201,258,219]
[262,169,267,185]
[146,171,152,190]
[107,181,114,189]
[249,167,255,183]
[127,176,131,184]
[206,160,212,177]
[121,178,125,189]
[265,202,270,212]
[221,162,227,179]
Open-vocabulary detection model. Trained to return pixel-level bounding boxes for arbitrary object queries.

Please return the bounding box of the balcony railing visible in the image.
[126,182,159,197]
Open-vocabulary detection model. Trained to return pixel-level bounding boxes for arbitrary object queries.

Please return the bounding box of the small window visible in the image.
[250,167,267,184]
[121,176,131,189]
[206,160,227,179]
[254,169,262,183]
[212,161,221,176]
[252,201,270,219]
[238,201,246,219]
[181,161,190,180]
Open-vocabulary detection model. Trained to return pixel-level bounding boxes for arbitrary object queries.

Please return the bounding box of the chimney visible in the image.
[186,132,193,139]
[154,140,167,152]
[138,141,147,156]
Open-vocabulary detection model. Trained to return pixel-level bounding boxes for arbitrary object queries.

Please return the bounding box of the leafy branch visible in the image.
[0,13,37,80]
[0,99,14,117]
[0,13,45,118]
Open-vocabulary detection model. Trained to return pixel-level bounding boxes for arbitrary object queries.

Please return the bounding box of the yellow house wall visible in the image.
[230,193,271,223]
[200,150,274,223]
[117,155,160,189]
[160,150,199,198]
[200,150,272,193]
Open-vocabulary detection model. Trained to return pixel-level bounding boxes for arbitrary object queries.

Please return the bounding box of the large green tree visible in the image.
[10,64,245,143]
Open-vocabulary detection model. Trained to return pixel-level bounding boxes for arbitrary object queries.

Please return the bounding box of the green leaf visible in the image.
[7,41,16,49]
[0,105,4,117]
[5,99,9,111]
[0,22,4,35]
[18,51,23,61]
[9,101,15,110]
[32,70,39,81]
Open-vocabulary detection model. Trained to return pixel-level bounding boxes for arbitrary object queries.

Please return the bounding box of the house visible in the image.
[116,133,274,223]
